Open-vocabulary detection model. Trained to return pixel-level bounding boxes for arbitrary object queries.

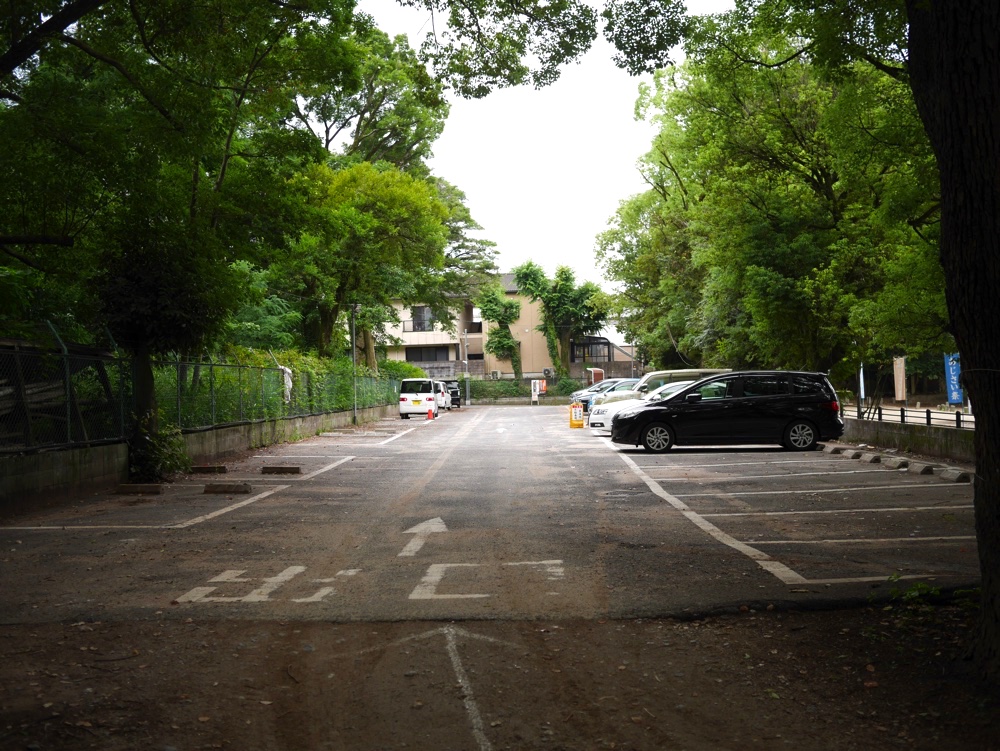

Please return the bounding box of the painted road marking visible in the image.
[177,565,306,603]
[647,469,897,481]
[334,626,519,751]
[702,504,974,517]
[408,561,567,600]
[298,456,354,481]
[751,535,977,545]
[398,517,448,557]
[410,564,489,600]
[634,459,863,468]
[177,567,361,603]
[618,452,976,585]
[615,451,807,585]
[673,483,960,498]
[170,485,290,528]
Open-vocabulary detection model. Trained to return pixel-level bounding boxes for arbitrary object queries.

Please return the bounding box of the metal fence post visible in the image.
[900,407,906,424]
[956,411,962,429]
[926,409,932,426]
[210,358,216,426]
[176,355,182,428]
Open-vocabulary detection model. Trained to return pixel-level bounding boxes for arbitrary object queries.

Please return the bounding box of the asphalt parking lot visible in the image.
[0,407,986,751]
[597,428,978,599]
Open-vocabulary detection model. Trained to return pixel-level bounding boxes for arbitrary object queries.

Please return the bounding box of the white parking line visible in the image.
[674,483,960,498]
[170,485,290,528]
[299,457,354,481]
[635,459,856,468]
[751,535,976,545]
[615,452,807,585]
[702,504,974,517]
[648,469,896,481]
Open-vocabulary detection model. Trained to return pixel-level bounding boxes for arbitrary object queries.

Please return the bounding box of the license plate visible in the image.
[413,399,422,405]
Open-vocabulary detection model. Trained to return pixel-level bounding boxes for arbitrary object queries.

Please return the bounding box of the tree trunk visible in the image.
[559,329,572,376]
[362,327,377,371]
[907,0,1000,677]
[133,343,158,435]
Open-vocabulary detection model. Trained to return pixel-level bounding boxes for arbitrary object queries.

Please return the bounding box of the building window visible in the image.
[409,306,434,332]
[405,346,450,362]
[571,336,612,363]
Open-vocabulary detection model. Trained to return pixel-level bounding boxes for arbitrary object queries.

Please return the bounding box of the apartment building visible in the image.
[384,274,637,379]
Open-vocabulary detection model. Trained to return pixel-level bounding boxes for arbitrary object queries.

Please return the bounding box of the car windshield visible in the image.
[402,381,433,394]
[608,380,638,392]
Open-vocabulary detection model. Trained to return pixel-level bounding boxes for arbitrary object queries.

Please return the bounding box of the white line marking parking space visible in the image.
[613,448,972,586]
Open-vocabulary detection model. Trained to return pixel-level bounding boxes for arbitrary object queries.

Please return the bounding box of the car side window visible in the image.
[743,375,790,397]
[792,376,827,395]
[696,378,735,400]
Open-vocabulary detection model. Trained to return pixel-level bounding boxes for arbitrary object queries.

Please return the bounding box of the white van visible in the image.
[399,378,438,419]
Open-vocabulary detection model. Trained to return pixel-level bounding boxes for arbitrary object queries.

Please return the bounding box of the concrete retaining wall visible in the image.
[842,417,975,464]
[0,405,396,513]
[0,443,129,514]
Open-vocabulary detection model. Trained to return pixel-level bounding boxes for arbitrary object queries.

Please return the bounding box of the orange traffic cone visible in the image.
[426,408,434,420]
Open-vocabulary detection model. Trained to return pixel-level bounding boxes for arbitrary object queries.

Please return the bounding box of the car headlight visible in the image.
[616,408,642,421]
[591,407,606,415]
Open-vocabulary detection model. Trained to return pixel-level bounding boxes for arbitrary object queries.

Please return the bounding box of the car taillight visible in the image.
[399,397,407,402]
[823,400,840,411]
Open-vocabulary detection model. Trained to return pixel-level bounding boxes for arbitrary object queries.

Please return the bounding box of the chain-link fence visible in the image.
[154,358,399,429]
[0,346,130,453]
[1,346,399,453]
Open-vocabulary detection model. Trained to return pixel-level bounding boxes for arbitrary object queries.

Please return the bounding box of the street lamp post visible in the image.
[351,304,358,425]
[463,329,471,406]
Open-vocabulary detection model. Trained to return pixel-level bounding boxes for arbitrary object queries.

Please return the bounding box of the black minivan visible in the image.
[609,371,844,452]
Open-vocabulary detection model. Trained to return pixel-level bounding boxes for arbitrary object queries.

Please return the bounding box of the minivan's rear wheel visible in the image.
[641,423,675,453]
[784,420,818,450]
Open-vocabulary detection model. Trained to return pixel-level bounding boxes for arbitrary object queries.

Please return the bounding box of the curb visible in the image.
[827,443,973,483]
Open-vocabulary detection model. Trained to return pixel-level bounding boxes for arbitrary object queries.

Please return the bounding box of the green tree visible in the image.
[476,282,522,380]
[599,0,1000,678]
[0,0,361,439]
[290,19,448,171]
[513,262,607,378]
[280,161,449,358]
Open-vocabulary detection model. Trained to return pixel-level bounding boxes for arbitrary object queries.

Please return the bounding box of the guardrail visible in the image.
[849,404,974,430]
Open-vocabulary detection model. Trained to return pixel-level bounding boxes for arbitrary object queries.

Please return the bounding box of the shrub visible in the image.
[553,377,583,396]
[128,413,191,482]
[468,379,530,399]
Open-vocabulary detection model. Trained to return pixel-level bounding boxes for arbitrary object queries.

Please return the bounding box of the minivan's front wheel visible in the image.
[641,423,675,453]
[783,420,818,450]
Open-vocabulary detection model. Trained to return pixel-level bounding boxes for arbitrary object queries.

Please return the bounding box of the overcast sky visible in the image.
[356,1,733,290]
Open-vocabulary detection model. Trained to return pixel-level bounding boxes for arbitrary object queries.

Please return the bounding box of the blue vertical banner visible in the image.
[944,353,963,405]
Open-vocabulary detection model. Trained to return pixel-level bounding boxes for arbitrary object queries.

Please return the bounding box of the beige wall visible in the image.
[483,295,554,377]
[385,293,556,378]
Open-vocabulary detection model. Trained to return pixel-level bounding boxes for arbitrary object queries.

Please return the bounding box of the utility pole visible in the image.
[464,329,471,406]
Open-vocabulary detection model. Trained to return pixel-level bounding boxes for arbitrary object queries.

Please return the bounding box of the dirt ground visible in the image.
[1,599,996,751]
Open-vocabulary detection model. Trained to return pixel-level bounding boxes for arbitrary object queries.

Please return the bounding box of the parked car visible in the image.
[580,378,639,413]
[399,378,438,419]
[593,368,731,409]
[569,378,628,404]
[446,381,462,408]
[587,380,694,429]
[435,381,451,411]
[609,371,844,452]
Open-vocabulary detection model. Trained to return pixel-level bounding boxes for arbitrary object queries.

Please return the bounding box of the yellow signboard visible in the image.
[569,403,584,428]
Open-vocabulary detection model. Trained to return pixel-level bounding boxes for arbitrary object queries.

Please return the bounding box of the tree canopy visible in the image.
[513,262,607,378]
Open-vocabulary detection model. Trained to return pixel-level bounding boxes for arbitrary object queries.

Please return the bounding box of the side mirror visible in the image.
[637,384,649,393]
[686,393,703,403]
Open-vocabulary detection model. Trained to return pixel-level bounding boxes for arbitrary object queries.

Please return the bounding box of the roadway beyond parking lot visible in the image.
[0,406,993,750]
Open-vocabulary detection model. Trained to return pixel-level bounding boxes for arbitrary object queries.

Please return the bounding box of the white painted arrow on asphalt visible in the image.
[398,517,448,557]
